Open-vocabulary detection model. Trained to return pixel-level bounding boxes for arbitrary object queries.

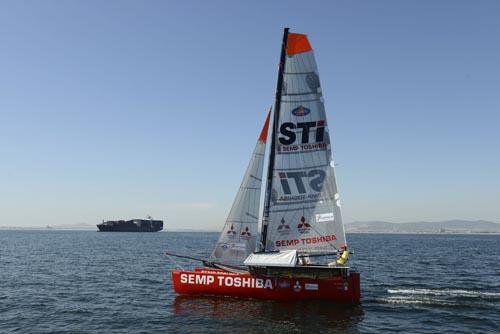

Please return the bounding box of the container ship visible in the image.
[97,218,163,232]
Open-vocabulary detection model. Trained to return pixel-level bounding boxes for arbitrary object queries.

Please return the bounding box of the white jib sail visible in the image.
[209,111,271,266]
[264,33,347,254]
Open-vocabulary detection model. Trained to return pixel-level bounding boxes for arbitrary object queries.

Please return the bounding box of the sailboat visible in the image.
[169,28,361,304]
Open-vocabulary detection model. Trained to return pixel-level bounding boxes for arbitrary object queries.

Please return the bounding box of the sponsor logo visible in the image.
[305,283,319,291]
[277,218,291,234]
[275,193,325,204]
[226,224,236,238]
[315,212,334,223]
[278,170,325,195]
[197,270,238,275]
[293,281,302,292]
[229,243,247,252]
[278,142,327,154]
[240,226,252,239]
[219,242,246,252]
[297,216,311,234]
[279,120,325,145]
[275,234,338,248]
[278,280,291,289]
[291,105,311,117]
[180,273,215,285]
[214,242,246,258]
[179,273,273,289]
[305,72,320,90]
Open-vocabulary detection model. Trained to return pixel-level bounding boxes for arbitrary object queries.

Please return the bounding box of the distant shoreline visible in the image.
[2,219,499,235]
[1,227,499,236]
[346,231,500,235]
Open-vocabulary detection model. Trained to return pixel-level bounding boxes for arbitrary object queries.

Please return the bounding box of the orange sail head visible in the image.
[259,108,272,143]
[286,33,312,56]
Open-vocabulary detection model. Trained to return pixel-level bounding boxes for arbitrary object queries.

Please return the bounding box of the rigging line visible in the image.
[250,175,262,181]
[297,251,339,257]
[284,71,315,75]
[212,263,249,274]
[281,98,322,103]
[164,252,186,270]
[282,91,319,96]
[271,198,334,206]
[165,252,249,273]
[274,163,329,171]
[270,205,317,213]
[245,212,259,220]
[165,251,206,263]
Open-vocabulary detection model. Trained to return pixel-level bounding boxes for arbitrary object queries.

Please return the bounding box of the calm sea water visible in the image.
[1,231,499,333]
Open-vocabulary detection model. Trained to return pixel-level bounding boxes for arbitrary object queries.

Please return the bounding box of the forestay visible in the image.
[264,33,347,254]
[209,112,271,266]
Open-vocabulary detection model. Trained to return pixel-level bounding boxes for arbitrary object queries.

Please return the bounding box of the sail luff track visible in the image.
[260,27,290,252]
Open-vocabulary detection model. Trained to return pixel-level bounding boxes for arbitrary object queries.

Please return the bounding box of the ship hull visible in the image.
[97,219,163,232]
[171,267,360,304]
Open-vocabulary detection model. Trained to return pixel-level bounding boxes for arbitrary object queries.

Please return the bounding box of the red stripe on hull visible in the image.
[172,268,360,304]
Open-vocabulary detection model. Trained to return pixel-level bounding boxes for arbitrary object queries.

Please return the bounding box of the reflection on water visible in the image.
[173,295,364,333]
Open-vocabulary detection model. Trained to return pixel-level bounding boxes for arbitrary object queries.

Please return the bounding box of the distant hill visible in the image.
[50,223,96,230]
[0,223,96,230]
[345,220,500,234]
[163,228,219,233]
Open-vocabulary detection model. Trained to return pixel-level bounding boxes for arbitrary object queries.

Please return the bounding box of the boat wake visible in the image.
[378,288,500,307]
[387,288,500,298]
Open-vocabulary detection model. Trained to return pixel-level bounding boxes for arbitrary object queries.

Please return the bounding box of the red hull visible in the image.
[172,268,360,304]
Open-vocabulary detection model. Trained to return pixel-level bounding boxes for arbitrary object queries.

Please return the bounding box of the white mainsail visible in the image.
[263,32,347,254]
[209,111,271,266]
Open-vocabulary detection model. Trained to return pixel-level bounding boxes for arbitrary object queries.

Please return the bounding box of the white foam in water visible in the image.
[383,296,425,305]
[387,288,500,298]
[381,296,457,306]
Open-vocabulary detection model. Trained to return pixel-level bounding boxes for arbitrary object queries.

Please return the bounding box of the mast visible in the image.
[260,27,289,251]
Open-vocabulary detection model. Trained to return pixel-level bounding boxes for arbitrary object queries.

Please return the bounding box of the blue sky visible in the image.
[1,1,499,228]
